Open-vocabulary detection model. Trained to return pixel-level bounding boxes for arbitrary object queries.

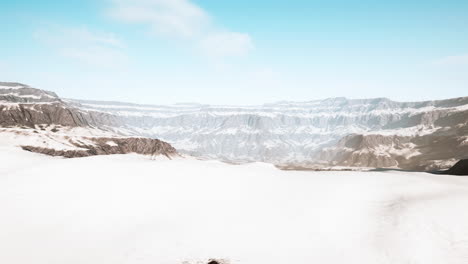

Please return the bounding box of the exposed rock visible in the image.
[2,81,467,170]
[0,82,123,128]
[21,146,91,158]
[0,83,177,159]
[313,123,468,171]
[21,137,177,158]
[442,160,468,176]
[69,95,468,169]
[206,259,230,264]
[0,82,60,103]
[1,103,87,127]
[0,103,124,128]
[180,259,231,264]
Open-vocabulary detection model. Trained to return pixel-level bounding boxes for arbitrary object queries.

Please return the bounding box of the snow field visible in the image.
[1,151,468,264]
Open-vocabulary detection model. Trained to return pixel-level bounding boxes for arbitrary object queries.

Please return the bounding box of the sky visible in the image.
[0,0,467,105]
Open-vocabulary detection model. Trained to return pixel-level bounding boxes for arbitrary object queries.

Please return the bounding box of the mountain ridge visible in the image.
[1,81,467,170]
[69,93,468,108]
[0,82,178,159]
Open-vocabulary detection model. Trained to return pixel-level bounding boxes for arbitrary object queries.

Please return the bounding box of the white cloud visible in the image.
[109,0,208,38]
[433,54,468,66]
[200,32,254,57]
[35,27,128,68]
[59,46,127,67]
[108,0,254,58]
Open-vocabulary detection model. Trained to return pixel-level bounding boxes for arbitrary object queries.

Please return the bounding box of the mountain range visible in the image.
[1,81,467,171]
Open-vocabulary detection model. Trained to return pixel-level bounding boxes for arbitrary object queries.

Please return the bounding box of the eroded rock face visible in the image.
[1,103,87,127]
[0,103,125,128]
[0,83,122,128]
[314,122,468,171]
[1,82,177,159]
[0,82,60,103]
[2,81,467,170]
[70,96,468,169]
[22,137,177,158]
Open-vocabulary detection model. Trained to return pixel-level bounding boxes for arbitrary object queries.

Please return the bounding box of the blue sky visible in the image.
[1,0,467,104]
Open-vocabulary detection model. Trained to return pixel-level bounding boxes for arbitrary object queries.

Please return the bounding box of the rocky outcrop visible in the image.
[0,103,124,128]
[1,103,88,127]
[1,82,178,159]
[21,137,177,158]
[442,160,468,176]
[314,122,468,171]
[317,134,410,168]
[0,82,60,103]
[0,82,122,128]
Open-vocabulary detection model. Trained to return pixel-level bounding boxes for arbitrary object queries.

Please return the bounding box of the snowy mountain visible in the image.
[68,96,468,170]
[1,82,467,170]
[0,82,177,158]
[2,84,468,264]
[0,82,123,128]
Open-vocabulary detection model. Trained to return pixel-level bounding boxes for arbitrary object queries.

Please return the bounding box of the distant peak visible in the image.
[0,82,30,88]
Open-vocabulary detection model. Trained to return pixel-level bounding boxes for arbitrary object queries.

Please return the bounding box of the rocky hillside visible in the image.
[0,82,60,103]
[315,128,468,170]
[1,81,467,169]
[0,82,121,128]
[21,136,177,158]
[312,105,468,170]
[0,82,177,159]
[69,95,468,170]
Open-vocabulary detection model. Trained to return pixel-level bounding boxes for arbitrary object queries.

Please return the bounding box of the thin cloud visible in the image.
[108,0,254,58]
[109,0,208,38]
[200,32,254,58]
[433,54,468,66]
[35,26,128,68]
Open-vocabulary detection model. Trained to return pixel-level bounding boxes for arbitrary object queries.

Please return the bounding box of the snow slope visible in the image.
[1,149,468,264]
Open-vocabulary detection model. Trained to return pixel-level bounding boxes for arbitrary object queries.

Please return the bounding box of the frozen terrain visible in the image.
[69,96,468,169]
[1,148,468,264]
[2,82,467,170]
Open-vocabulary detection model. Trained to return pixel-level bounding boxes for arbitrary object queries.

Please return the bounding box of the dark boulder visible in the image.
[442,159,468,176]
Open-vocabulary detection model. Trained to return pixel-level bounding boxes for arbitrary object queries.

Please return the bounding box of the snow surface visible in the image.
[0,85,24,90]
[1,148,468,264]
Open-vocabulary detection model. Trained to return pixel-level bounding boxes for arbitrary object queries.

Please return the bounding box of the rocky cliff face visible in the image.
[0,82,60,103]
[313,109,468,170]
[0,82,122,128]
[1,103,89,127]
[0,82,177,159]
[2,81,467,169]
[69,96,468,170]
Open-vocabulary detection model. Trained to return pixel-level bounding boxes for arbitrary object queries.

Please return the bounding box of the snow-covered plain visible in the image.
[1,148,468,264]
